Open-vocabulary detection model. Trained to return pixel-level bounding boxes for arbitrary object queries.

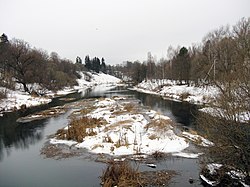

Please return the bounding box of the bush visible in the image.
[101,160,140,187]
[0,90,6,99]
[56,117,105,142]
[180,92,190,100]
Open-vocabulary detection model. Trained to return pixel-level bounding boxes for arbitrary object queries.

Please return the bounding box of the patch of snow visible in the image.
[133,79,219,104]
[200,107,250,123]
[200,174,219,186]
[172,152,203,158]
[207,163,223,175]
[0,87,51,113]
[146,163,157,168]
[182,131,214,147]
[50,138,77,147]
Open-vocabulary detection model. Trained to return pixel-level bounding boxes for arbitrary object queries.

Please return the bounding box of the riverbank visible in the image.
[0,71,121,116]
[131,79,219,105]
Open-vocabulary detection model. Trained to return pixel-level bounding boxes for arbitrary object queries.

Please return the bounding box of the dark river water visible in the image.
[0,86,203,187]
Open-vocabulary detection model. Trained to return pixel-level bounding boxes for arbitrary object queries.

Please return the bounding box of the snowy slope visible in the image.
[0,72,121,115]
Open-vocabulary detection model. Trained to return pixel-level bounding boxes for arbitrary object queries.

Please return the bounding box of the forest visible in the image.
[0,35,111,96]
[113,18,249,89]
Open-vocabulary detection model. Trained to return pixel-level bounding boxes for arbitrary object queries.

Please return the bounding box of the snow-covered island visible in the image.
[0,71,121,116]
[47,96,209,158]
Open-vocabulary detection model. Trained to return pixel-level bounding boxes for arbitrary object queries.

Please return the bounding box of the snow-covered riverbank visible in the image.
[0,71,121,115]
[131,79,219,105]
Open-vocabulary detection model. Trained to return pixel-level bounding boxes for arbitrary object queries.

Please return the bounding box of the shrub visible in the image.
[180,92,190,100]
[56,117,105,142]
[101,161,140,187]
[0,90,6,99]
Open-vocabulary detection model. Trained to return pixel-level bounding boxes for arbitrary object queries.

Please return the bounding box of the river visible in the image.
[0,86,203,187]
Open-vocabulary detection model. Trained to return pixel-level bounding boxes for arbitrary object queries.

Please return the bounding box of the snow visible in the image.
[0,87,51,113]
[132,79,219,104]
[50,138,77,147]
[172,152,203,158]
[133,79,250,122]
[200,163,250,187]
[200,174,219,186]
[0,71,122,115]
[74,72,121,90]
[182,131,214,147]
[199,107,250,123]
[52,97,192,157]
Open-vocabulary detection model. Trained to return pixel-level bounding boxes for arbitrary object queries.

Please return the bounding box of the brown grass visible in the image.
[115,135,130,148]
[124,103,134,112]
[152,151,166,159]
[101,160,140,187]
[145,118,173,132]
[101,160,176,187]
[180,92,190,100]
[148,134,159,140]
[104,120,133,132]
[56,117,105,142]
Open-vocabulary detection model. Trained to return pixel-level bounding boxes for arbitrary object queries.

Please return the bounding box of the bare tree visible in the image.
[5,39,36,92]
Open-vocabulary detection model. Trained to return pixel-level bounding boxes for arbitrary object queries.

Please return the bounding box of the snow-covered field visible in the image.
[132,79,219,104]
[0,71,122,115]
[50,97,208,158]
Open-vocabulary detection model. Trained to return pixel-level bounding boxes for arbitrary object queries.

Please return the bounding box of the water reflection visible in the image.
[0,114,46,161]
[133,91,197,126]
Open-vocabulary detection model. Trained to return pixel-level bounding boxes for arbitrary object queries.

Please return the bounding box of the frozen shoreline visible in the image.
[0,71,122,116]
[131,79,219,105]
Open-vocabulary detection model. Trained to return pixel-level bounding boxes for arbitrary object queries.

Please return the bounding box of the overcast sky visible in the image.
[1,0,250,64]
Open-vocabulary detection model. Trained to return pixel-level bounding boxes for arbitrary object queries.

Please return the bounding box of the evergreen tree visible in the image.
[76,56,82,64]
[101,57,107,73]
[0,33,8,43]
[85,55,91,70]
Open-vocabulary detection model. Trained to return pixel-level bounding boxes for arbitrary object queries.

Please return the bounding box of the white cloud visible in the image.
[1,0,249,64]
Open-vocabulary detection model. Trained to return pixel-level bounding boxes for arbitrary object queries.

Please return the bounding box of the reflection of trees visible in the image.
[0,114,45,161]
[135,92,197,126]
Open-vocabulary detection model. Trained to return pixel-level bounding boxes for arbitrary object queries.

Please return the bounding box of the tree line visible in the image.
[113,17,249,88]
[0,35,109,95]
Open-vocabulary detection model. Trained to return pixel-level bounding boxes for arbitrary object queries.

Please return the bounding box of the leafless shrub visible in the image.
[145,118,173,132]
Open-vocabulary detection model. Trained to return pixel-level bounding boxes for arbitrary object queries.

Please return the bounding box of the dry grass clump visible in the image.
[180,92,190,100]
[124,103,134,112]
[145,118,173,132]
[115,134,130,148]
[56,117,105,142]
[101,160,176,187]
[101,160,140,187]
[112,103,136,115]
[104,120,133,132]
[152,151,166,159]
[148,134,159,140]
